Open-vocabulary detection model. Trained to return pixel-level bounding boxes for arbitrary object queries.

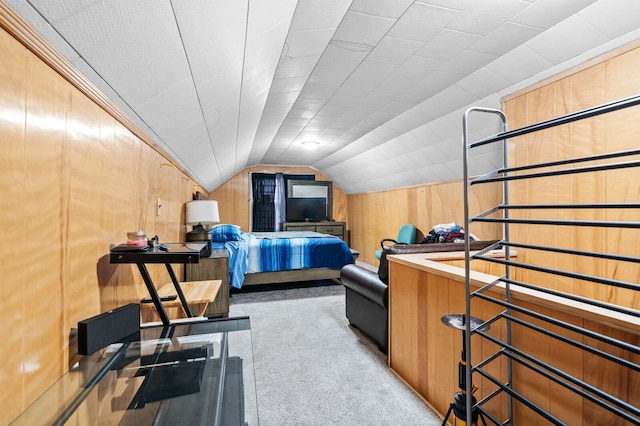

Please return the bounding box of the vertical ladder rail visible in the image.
[463,107,509,424]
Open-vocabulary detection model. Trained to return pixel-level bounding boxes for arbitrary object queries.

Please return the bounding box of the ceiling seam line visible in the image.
[234,0,251,171]
[169,0,224,186]
[248,0,305,166]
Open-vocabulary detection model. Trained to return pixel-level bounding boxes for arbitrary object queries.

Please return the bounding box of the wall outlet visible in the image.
[157,198,162,216]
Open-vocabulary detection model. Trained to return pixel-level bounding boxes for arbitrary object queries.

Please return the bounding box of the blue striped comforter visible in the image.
[220,231,354,288]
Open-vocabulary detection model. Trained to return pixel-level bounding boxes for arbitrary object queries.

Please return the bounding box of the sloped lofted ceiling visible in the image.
[6,0,640,194]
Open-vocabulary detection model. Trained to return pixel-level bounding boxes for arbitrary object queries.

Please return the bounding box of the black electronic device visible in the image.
[286,197,328,222]
[78,303,140,356]
[285,179,333,222]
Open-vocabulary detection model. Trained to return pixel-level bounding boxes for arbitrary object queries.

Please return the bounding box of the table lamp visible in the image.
[185,200,219,257]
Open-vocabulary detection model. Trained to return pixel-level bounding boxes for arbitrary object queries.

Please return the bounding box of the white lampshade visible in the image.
[185,200,220,226]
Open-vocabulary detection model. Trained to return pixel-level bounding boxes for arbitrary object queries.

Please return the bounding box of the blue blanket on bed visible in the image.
[215,231,354,288]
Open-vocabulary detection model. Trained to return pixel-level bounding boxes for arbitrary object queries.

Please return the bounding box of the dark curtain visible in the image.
[252,173,276,231]
[252,173,316,231]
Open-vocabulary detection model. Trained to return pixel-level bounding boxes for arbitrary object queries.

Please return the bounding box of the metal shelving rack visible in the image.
[461,95,640,425]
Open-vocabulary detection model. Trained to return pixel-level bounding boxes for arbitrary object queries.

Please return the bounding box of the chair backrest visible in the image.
[397,224,416,244]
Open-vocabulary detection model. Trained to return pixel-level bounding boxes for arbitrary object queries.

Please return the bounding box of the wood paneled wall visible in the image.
[348,180,503,266]
[388,260,640,425]
[504,45,640,311]
[1,20,198,425]
[209,165,348,232]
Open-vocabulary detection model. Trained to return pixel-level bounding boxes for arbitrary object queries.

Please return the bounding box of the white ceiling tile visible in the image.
[375,75,416,95]
[285,28,336,57]
[276,55,321,78]
[332,11,396,48]
[394,55,446,78]
[486,45,552,84]
[525,15,608,65]
[387,3,460,42]
[299,82,339,101]
[471,22,542,56]
[270,76,308,94]
[349,0,414,18]
[444,159,464,179]
[4,1,82,61]
[337,79,379,97]
[430,162,456,181]
[172,0,247,56]
[290,0,352,31]
[456,67,511,99]
[415,29,481,61]
[309,65,353,86]
[511,0,598,30]
[498,77,539,97]
[16,0,102,23]
[439,50,497,75]
[350,60,400,83]
[53,1,190,107]
[247,0,297,36]
[317,41,369,70]
[533,56,586,82]
[581,29,640,61]
[367,37,424,65]
[578,0,640,39]
[197,67,242,105]
[136,78,201,138]
[446,0,530,36]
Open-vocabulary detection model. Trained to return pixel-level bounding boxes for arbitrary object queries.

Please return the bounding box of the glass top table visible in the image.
[14,318,258,426]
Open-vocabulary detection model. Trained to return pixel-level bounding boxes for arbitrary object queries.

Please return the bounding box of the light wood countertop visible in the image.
[387,250,640,335]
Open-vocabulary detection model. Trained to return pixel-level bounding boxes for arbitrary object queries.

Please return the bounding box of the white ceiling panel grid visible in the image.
[6,0,640,193]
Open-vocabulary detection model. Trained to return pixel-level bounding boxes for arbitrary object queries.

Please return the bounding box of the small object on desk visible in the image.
[158,244,169,251]
[112,244,149,253]
[127,231,148,246]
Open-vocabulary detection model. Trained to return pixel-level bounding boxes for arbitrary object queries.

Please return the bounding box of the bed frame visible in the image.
[240,248,359,286]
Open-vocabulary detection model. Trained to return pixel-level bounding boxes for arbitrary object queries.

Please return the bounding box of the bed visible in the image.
[209,225,355,288]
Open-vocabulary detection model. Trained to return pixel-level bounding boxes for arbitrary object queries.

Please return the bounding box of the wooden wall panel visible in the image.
[22,49,67,406]
[0,24,196,424]
[349,179,503,266]
[389,260,639,425]
[1,25,28,420]
[503,44,640,311]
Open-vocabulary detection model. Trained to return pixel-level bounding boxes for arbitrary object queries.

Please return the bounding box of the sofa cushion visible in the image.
[340,264,388,308]
[377,240,499,283]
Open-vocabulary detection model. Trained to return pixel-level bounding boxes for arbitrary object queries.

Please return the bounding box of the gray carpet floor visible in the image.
[229,284,442,426]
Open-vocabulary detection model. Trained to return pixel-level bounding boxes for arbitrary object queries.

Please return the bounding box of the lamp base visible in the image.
[186,224,212,257]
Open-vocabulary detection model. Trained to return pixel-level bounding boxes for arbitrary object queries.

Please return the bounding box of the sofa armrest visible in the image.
[340,264,388,308]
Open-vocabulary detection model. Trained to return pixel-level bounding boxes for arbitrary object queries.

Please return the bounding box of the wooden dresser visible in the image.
[282,221,347,242]
[184,249,229,318]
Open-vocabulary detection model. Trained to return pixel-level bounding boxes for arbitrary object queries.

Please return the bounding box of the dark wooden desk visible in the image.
[110,243,206,326]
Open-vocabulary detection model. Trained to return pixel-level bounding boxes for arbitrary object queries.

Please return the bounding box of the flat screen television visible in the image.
[286,198,328,222]
[286,180,332,222]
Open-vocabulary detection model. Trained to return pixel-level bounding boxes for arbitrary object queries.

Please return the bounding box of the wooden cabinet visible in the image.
[282,221,346,242]
[185,249,229,318]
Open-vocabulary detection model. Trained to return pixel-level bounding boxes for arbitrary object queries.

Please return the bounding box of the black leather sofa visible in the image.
[340,240,498,354]
[340,264,389,353]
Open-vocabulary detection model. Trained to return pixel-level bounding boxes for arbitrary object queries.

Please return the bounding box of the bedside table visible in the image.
[185,249,229,318]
